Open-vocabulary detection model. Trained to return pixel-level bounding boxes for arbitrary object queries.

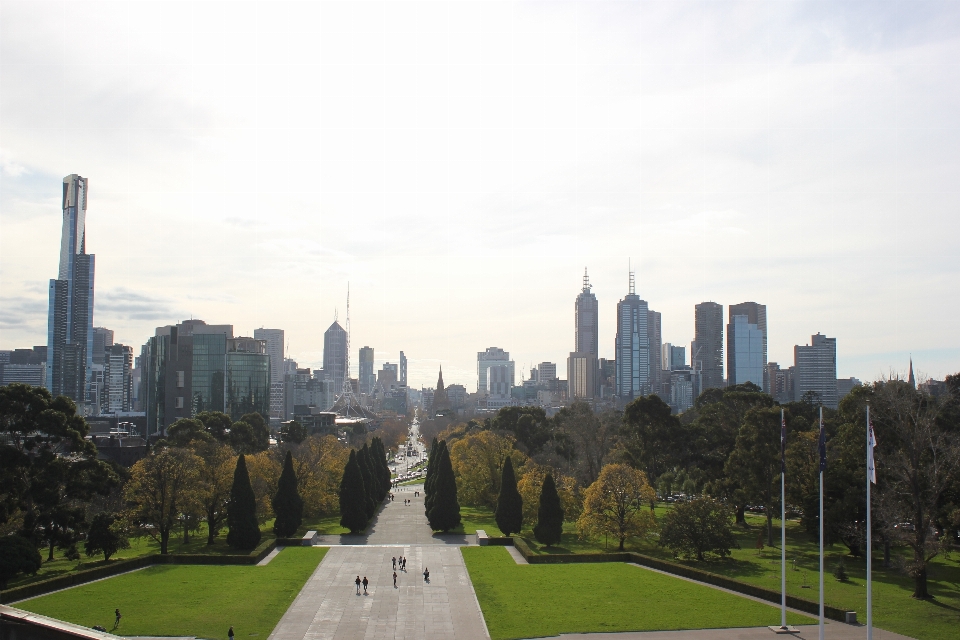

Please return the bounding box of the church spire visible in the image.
[908,356,916,389]
[437,365,445,391]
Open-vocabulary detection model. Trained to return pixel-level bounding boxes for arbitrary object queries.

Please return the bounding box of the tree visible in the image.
[166,418,213,447]
[448,431,526,508]
[725,407,783,545]
[195,411,233,441]
[339,450,369,534]
[226,454,261,550]
[84,512,129,561]
[357,444,378,518]
[534,473,564,547]
[427,445,461,532]
[494,456,523,536]
[371,438,391,497]
[272,451,304,537]
[424,439,443,516]
[0,534,42,589]
[125,447,201,554]
[279,421,308,444]
[195,441,236,545]
[621,395,686,488]
[577,463,656,551]
[517,464,581,527]
[553,403,616,487]
[490,406,552,454]
[229,414,270,455]
[658,497,737,561]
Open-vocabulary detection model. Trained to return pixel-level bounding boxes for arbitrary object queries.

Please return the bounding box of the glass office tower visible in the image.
[226,337,270,419]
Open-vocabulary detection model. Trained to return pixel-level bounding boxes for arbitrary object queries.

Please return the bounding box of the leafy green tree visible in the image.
[372,438,391,497]
[272,451,304,537]
[0,534,42,589]
[165,418,213,447]
[621,395,686,488]
[194,441,235,545]
[490,406,553,454]
[226,454,261,550]
[494,456,523,536]
[577,463,656,551]
[357,444,378,517]
[280,421,308,444]
[552,402,615,487]
[424,439,444,515]
[427,445,461,532]
[725,406,783,545]
[533,473,564,547]
[195,411,233,441]
[339,450,369,534]
[658,497,737,561]
[125,447,201,554]
[84,512,129,561]
[230,413,270,454]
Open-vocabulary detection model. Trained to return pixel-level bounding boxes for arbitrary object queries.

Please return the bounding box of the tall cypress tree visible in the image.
[424,439,444,516]
[358,444,377,518]
[272,450,304,537]
[427,445,461,532]
[533,473,564,547]
[372,438,390,498]
[494,456,523,536]
[227,454,262,549]
[339,450,369,534]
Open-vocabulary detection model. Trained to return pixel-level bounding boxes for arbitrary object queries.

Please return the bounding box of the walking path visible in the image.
[268,483,489,640]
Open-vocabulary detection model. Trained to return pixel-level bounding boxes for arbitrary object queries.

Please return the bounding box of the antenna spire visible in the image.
[582,267,591,292]
[628,259,636,295]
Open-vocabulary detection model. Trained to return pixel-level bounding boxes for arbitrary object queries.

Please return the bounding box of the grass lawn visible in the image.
[17,547,326,640]
[512,508,960,640]
[462,546,812,640]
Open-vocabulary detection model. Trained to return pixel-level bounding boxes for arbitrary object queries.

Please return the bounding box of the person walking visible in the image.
[392,556,397,570]
[113,609,121,630]
[355,576,361,594]
[393,571,398,588]
[228,627,235,640]
[402,557,407,571]
[362,576,369,594]
[423,567,429,582]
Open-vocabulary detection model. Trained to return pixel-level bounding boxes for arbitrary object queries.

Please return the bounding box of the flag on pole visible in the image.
[818,414,827,473]
[867,421,877,484]
[781,413,787,473]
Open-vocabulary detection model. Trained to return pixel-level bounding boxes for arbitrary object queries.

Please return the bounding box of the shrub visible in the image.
[658,497,737,561]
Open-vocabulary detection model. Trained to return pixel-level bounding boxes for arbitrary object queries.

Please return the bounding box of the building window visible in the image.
[175,396,184,409]
[177,371,185,388]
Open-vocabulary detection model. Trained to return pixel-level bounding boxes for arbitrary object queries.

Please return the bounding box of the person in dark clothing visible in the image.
[392,556,397,570]
[228,627,235,640]
[402,557,407,571]
[113,609,121,629]
[355,576,361,594]
[362,576,369,594]
[393,571,397,588]
[423,567,429,582]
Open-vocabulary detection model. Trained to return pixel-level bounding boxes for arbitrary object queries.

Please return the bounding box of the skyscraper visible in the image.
[692,302,723,391]
[727,315,764,388]
[399,351,408,386]
[477,347,514,394]
[728,302,767,390]
[575,269,599,356]
[358,346,375,394]
[323,320,347,389]
[47,175,95,412]
[615,270,649,400]
[648,309,662,397]
[254,328,284,421]
[794,333,838,408]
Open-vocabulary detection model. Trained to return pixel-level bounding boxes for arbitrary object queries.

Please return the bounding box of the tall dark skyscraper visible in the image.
[692,302,723,391]
[358,346,375,394]
[47,175,95,411]
[575,269,598,356]
[727,302,767,390]
[323,320,347,389]
[615,270,649,400]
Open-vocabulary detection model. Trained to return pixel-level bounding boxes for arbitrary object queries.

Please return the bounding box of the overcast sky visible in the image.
[1,0,958,391]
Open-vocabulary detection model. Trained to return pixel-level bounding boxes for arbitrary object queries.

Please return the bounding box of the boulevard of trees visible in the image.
[427,376,960,599]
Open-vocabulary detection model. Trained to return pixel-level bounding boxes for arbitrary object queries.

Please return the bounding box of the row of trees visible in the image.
[338,438,391,533]
[423,439,461,532]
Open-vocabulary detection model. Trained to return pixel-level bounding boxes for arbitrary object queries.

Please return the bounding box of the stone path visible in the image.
[268,483,489,640]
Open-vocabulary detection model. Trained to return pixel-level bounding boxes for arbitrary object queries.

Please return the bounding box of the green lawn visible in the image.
[463,546,812,640]
[17,547,326,640]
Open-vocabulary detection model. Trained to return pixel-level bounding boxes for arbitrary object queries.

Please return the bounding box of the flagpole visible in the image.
[819,405,825,640]
[866,402,873,640]
[780,407,787,630]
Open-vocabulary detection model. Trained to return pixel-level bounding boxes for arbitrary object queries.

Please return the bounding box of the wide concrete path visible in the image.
[268,484,489,640]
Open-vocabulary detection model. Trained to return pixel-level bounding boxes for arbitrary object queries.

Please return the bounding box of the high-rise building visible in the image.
[478,347,514,394]
[766,362,795,404]
[399,351,408,386]
[92,327,114,365]
[323,320,347,390]
[104,343,134,413]
[692,302,723,391]
[47,174,96,412]
[615,270,649,400]
[727,314,764,388]
[648,309,662,397]
[537,362,557,383]
[662,344,686,370]
[567,352,597,400]
[358,346,375,394]
[575,269,599,356]
[728,302,767,390]
[486,364,513,408]
[794,333,838,408]
[378,363,399,389]
[254,328,284,422]
[1,347,47,388]
[225,337,271,419]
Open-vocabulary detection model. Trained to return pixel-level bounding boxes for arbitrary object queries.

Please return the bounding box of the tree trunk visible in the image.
[183,525,189,544]
[47,540,55,562]
[913,562,929,599]
[160,528,170,554]
[767,511,774,547]
[618,536,625,552]
[207,510,216,545]
[735,504,746,525]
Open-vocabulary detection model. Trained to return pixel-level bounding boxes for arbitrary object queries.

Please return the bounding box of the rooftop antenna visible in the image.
[628,259,636,295]
[583,267,591,292]
[332,282,364,418]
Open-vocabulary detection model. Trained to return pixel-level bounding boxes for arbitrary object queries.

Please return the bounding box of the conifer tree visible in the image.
[339,450,369,534]
[424,439,444,516]
[534,473,564,547]
[227,454,262,549]
[427,445,461,532]
[358,444,378,518]
[494,456,523,536]
[272,450,304,537]
[372,438,390,498]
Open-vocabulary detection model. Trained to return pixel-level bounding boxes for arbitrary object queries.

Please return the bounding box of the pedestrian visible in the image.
[393,571,397,588]
[423,567,429,582]
[402,557,407,571]
[113,609,121,630]
[392,556,396,570]
[228,627,235,640]
[362,576,369,594]
[355,575,361,594]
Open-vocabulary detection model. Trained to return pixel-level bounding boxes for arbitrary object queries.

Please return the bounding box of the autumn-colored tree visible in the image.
[124,447,202,554]
[194,441,236,545]
[517,463,581,527]
[577,463,656,551]
[448,431,526,508]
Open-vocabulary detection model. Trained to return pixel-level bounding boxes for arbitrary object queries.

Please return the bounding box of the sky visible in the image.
[1,0,958,392]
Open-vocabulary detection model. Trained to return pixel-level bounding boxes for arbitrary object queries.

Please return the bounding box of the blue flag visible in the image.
[818,415,827,473]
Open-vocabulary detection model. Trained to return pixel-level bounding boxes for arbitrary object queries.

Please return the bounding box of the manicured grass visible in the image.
[462,546,812,640]
[17,547,326,639]
[456,506,501,535]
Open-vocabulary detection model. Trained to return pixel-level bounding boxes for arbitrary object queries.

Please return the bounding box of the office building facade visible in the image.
[47,174,96,412]
[399,351,408,386]
[478,347,514,394]
[727,314,764,388]
[568,352,598,400]
[692,302,723,391]
[358,346,375,394]
[615,272,649,400]
[728,302,767,390]
[794,333,838,408]
[662,344,686,370]
[323,321,347,391]
[254,328,284,422]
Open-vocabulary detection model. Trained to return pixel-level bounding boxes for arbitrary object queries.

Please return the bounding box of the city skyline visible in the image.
[2,1,958,390]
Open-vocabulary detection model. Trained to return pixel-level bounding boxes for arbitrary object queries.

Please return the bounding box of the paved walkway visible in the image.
[268,484,489,640]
